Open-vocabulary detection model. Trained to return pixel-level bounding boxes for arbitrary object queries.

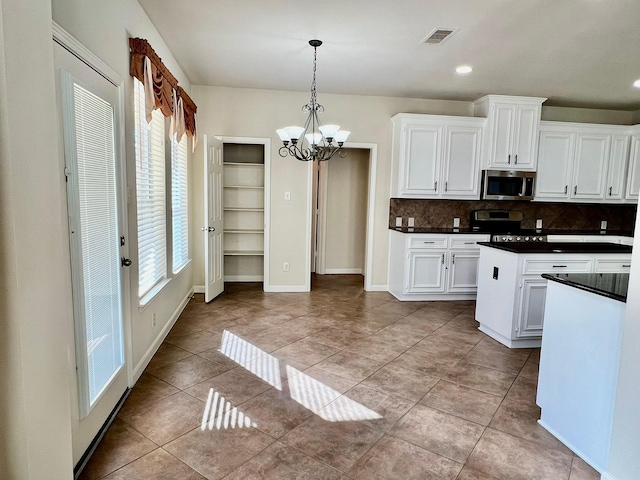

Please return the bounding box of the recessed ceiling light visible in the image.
[456,65,473,75]
[634,79,640,88]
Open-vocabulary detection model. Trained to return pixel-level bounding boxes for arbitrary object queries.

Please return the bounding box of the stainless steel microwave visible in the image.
[481,170,536,200]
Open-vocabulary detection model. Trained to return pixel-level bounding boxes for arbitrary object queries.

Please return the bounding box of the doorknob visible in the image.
[121,257,132,267]
[201,226,215,232]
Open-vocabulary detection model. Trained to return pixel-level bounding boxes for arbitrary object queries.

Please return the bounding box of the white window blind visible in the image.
[134,79,167,297]
[172,135,189,272]
[71,82,124,407]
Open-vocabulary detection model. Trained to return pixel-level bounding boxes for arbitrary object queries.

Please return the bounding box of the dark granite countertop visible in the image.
[542,273,630,303]
[478,242,633,254]
[389,227,633,237]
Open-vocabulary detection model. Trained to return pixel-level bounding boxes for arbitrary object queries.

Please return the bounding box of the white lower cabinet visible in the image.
[407,251,446,293]
[475,245,632,348]
[389,231,490,300]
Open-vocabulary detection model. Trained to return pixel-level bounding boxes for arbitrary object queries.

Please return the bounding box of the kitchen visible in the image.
[387,95,638,477]
[5,1,640,479]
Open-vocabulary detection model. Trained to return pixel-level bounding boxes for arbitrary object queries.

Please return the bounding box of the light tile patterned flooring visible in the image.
[80,275,599,480]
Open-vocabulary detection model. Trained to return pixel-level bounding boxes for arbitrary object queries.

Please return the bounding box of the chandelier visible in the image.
[276,40,350,162]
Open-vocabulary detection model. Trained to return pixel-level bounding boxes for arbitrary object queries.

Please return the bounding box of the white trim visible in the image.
[305,161,313,291]
[600,473,618,480]
[367,284,390,292]
[216,136,271,291]
[316,161,329,275]
[132,288,194,382]
[305,142,379,292]
[52,22,121,87]
[224,275,264,282]
[138,278,172,311]
[193,285,205,294]
[325,268,363,274]
[264,284,311,293]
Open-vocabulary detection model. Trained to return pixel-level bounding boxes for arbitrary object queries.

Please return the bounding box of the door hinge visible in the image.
[120,236,126,246]
[64,166,71,182]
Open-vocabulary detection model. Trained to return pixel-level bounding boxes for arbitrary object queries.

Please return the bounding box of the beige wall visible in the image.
[324,148,369,273]
[192,86,637,290]
[633,109,640,124]
[0,0,74,477]
[191,85,472,289]
[541,105,636,124]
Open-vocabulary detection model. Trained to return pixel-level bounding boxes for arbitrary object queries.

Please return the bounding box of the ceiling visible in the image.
[138,0,640,110]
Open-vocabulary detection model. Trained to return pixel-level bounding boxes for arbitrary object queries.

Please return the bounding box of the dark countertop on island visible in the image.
[478,242,633,254]
[542,273,630,302]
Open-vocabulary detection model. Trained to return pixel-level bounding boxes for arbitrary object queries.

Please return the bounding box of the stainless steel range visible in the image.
[470,210,548,243]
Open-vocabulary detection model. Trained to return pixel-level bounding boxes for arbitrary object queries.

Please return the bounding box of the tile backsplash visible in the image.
[389,199,637,232]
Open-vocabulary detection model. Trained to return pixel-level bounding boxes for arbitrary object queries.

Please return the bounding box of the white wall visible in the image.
[0,0,74,477]
[607,215,640,479]
[50,0,195,464]
[324,148,369,273]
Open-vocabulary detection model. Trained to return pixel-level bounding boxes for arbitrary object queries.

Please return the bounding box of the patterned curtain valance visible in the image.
[129,37,197,147]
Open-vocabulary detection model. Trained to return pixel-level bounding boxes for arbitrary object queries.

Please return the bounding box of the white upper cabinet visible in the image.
[473,95,546,171]
[392,114,484,199]
[625,133,640,200]
[535,122,635,203]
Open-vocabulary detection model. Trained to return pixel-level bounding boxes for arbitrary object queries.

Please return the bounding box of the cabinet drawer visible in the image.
[408,236,448,249]
[594,258,632,273]
[522,258,592,274]
[449,235,490,249]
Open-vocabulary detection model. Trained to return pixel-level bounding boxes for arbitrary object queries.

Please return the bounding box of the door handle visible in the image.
[441,254,445,264]
[574,186,577,195]
[201,226,216,232]
[434,181,438,191]
[508,154,511,164]
[121,257,132,267]
[444,181,448,192]
[609,186,613,196]
[514,154,518,165]
[564,185,568,194]
[452,254,455,265]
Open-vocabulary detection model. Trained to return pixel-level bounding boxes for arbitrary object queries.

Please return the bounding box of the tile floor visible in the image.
[80,275,600,480]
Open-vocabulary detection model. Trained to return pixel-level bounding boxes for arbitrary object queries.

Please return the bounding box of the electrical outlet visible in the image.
[408,217,415,227]
[395,217,402,227]
[601,220,608,230]
[453,217,460,228]
[283,262,290,272]
[151,312,157,328]
[536,219,543,229]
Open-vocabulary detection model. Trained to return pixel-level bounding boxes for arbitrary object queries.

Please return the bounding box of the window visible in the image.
[134,79,167,297]
[172,134,189,272]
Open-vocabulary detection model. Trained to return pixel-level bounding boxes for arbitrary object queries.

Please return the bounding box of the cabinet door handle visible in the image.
[514,154,518,165]
[423,241,435,244]
[464,242,475,244]
[564,185,568,194]
[441,254,445,264]
[452,254,455,265]
[609,186,613,196]
[623,264,631,268]
[434,181,438,191]
[445,181,448,192]
[508,154,511,164]
[574,186,577,195]
[552,265,567,268]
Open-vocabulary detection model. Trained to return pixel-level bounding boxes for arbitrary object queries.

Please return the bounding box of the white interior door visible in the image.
[204,135,224,302]
[54,42,129,464]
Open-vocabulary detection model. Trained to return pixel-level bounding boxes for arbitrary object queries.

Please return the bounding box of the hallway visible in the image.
[79,275,597,479]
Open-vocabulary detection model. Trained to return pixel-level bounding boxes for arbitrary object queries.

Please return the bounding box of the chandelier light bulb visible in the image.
[334,130,351,143]
[276,129,290,142]
[319,124,341,139]
[283,126,305,141]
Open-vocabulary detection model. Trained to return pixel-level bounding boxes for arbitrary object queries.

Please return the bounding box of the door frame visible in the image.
[217,136,271,291]
[52,22,132,467]
[308,142,378,291]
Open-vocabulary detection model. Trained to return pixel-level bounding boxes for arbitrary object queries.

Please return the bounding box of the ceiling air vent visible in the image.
[420,28,459,45]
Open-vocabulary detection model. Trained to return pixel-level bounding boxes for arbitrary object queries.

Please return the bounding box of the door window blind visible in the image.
[172,134,189,272]
[71,82,124,407]
[134,79,167,297]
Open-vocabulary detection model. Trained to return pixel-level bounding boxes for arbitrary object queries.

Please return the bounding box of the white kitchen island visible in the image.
[475,242,632,348]
[537,273,628,474]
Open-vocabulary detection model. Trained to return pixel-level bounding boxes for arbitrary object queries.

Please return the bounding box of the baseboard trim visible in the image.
[224,275,264,282]
[132,287,194,383]
[193,285,205,294]
[365,284,388,292]
[263,285,310,293]
[324,268,363,275]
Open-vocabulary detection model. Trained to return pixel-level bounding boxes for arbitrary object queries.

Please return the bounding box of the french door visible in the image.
[54,41,129,464]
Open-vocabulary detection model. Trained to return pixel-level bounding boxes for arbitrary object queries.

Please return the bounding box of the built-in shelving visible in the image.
[223,142,265,282]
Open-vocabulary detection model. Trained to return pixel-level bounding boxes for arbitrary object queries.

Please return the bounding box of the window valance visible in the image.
[129,37,197,148]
